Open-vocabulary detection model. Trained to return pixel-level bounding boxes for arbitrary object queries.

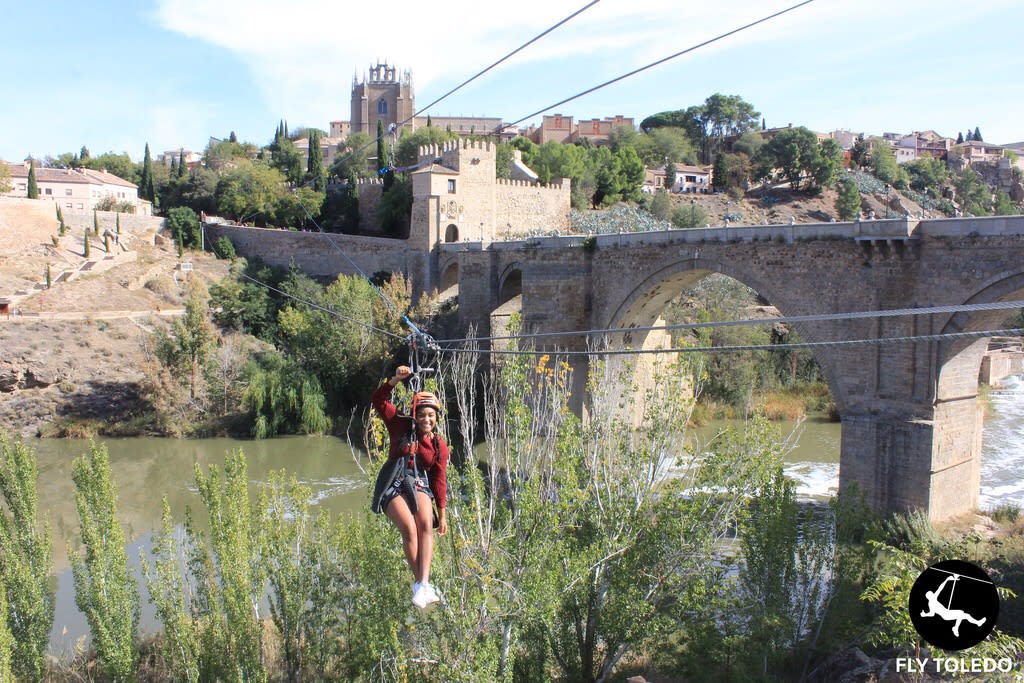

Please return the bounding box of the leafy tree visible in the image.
[644,94,760,163]
[849,134,870,168]
[215,161,288,225]
[168,206,201,249]
[376,174,412,236]
[305,129,327,192]
[808,138,844,191]
[205,138,259,173]
[953,167,991,216]
[0,435,54,683]
[835,177,862,220]
[755,126,820,190]
[664,159,677,192]
[393,125,456,168]
[26,159,38,198]
[154,280,216,400]
[616,146,646,202]
[868,137,901,186]
[241,352,330,438]
[274,186,324,229]
[188,452,268,682]
[496,141,516,179]
[274,270,406,410]
[70,442,139,681]
[634,127,698,167]
[904,156,948,194]
[142,499,201,682]
[208,260,282,338]
[713,152,729,192]
[328,131,373,181]
[672,201,709,228]
[731,130,765,158]
[648,188,672,221]
[0,160,10,193]
[994,189,1016,216]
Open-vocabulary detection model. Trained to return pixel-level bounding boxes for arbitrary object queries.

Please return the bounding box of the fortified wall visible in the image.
[203,223,422,283]
[208,139,570,296]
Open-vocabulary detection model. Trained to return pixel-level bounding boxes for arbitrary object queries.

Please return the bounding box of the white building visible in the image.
[3,162,149,214]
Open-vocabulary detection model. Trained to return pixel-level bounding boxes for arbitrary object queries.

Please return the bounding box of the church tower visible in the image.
[350,62,415,137]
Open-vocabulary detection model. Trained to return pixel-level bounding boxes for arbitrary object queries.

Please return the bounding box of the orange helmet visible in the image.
[411,391,442,415]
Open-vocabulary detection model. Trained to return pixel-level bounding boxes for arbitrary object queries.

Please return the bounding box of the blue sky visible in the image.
[3,0,1022,164]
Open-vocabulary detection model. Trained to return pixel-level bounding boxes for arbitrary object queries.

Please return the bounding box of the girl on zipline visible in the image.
[371,365,449,608]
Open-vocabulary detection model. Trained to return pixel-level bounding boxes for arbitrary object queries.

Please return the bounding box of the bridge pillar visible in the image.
[840,397,982,521]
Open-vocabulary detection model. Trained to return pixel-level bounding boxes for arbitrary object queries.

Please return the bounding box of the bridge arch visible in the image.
[600,257,846,411]
[440,262,459,292]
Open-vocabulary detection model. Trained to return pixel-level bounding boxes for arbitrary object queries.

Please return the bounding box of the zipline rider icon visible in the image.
[909,559,1000,651]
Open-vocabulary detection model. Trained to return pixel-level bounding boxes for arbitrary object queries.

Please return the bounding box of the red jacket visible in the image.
[371,381,449,511]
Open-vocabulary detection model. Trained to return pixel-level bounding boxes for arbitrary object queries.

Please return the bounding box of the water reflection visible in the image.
[29,435,370,657]
[23,377,1024,653]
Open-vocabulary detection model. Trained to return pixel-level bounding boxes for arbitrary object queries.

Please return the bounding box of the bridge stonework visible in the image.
[443,216,1024,521]
[208,212,1024,521]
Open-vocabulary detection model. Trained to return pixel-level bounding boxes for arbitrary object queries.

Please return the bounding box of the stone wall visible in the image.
[204,223,417,283]
[0,197,57,254]
[496,179,571,235]
[63,209,164,236]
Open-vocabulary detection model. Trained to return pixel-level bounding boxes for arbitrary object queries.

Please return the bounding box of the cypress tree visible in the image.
[377,120,393,191]
[140,143,154,202]
[956,131,964,144]
[973,126,983,142]
[965,129,973,142]
[427,114,432,128]
[307,130,326,192]
[45,264,51,289]
[83,230,90,257]
[169,157,178,177]
[26,160,39,199]
[56,205,66,235]
[115,213,121,235]
[103,233,110,253]
[177,150,186,179]
[229,130,238,143]
[93,210,100,235]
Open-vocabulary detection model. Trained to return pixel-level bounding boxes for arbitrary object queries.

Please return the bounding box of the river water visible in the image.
[21,376,1024,655]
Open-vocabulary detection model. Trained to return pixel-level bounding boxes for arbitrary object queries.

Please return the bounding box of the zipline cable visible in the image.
[434,300,1024,346]
[498,0,818,131]
[205,227,406,341]
[435,328,1024,358]
[330,0,601,179]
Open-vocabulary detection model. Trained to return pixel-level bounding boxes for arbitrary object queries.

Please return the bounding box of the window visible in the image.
[448,179,456,194]
[44,188,52,195]
[377,98,388,115]
[65,189,72,196]
[65,203,72,209]
[77,203,84,209]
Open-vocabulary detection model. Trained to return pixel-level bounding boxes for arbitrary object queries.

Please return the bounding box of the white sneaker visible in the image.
[412,583,430,609]
[422,583,441,605]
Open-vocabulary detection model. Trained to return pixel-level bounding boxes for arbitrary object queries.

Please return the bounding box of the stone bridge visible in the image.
[442,215,1024,521]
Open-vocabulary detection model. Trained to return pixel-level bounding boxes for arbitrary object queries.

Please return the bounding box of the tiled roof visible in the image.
[5,163,136,188]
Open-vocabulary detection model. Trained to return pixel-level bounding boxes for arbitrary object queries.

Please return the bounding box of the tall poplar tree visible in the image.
[26,160,39,198]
